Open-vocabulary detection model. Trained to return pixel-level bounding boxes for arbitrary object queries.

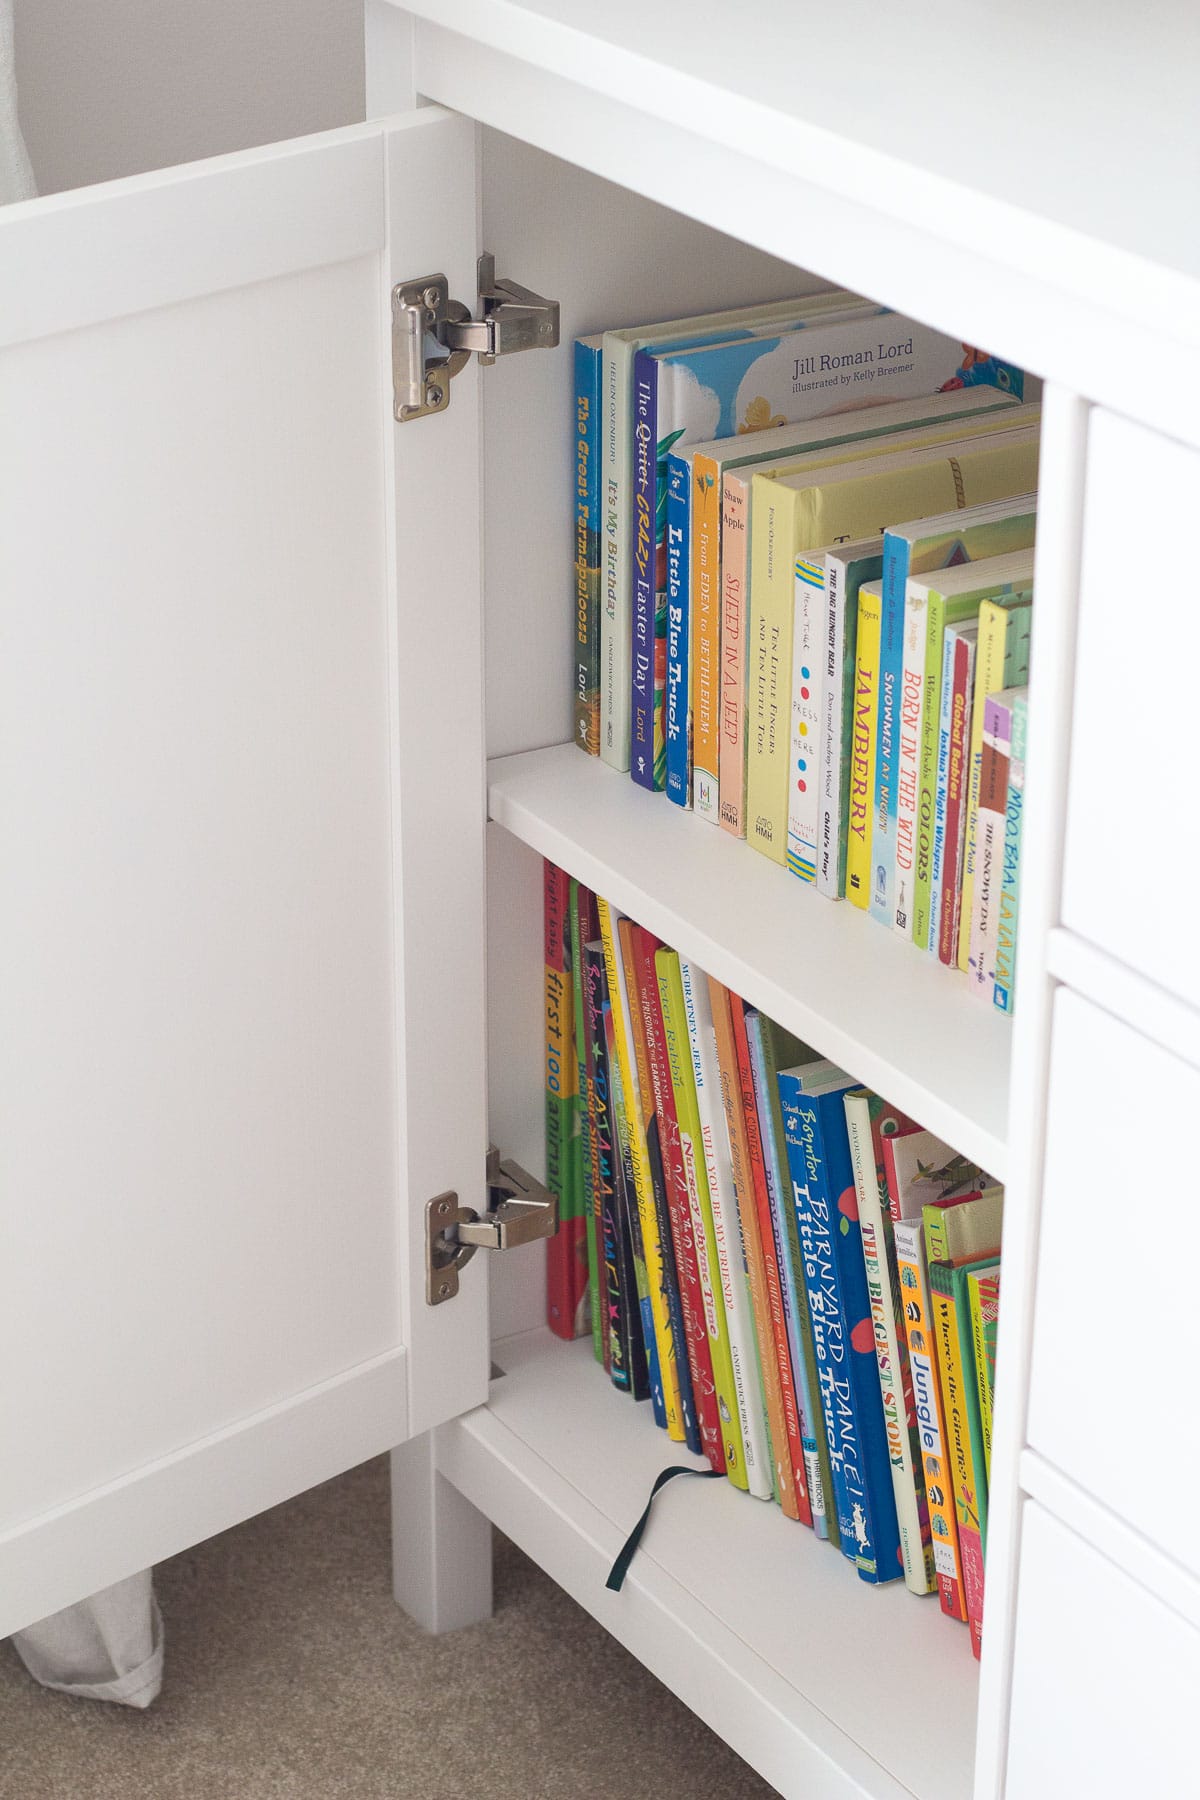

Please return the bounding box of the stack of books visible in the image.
[544,857,1003,1659]
[573,296,1034,1012]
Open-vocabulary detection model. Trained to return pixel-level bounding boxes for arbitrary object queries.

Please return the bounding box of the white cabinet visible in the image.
[3,3,1199,1797]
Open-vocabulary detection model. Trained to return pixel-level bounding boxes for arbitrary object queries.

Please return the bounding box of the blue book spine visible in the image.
[630,348,659,790]
[573,337,604,757]
[869,533,910,926]
[664,452,691,807]
[778,1073,902,1583]
[746,1017,829,1539]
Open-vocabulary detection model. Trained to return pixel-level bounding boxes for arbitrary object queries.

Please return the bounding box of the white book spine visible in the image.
[817,554,844,898]
[969,699,1014,1001]
[785,557,824,884]
[892,583,927,938]
[600,336,633,771]
[680,958,773,1500]
[928,626,957,953]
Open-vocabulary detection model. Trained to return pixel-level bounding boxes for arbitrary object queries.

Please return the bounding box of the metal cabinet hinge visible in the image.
[426,1145,557,1305]
[393,252,560,423]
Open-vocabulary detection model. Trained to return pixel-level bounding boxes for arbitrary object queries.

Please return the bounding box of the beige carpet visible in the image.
[0,1458,778,1799]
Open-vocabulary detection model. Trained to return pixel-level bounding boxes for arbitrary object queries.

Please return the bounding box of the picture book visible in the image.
[892,1216,968,1624]
[846,580,883,911]
[619,918,697,1447]
[604,997,661,1414]
[747,1011,833,1538]
[544,862,587,1341]
[680,958,773,1498]
[843,1089,934,1595]
[680,384,1018,825]
[786,556,825,882]
[904,530,1037,950]
[599,897,683,1434]
[992,689,1028,1014]
[929,1256,998,1658]
[968,1265,1001,1479]
[573,334,605,757]
[818,537,883,899]
[923,1188,1004,1268]
[583,940,641,1391]
[967,688,1021,1004]
[657,947,744,1479]
[874,407,1040,930]
[569,882,604,1366]
[746,423,1040,867]
[600,294,837,772]
[708,975,803,1520]
[958,599,1034,972]
[932,620,978,965]
[778,1060,901,1580]
[631,925,724,1467]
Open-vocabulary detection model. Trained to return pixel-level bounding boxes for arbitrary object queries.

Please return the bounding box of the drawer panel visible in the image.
[1027,985,1200,1574]
[1062,408,1200,1007]
[1006,1500,1200,1798]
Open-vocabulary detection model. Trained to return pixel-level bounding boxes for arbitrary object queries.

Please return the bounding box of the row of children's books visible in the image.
[572,292,1035,1011]
[544,856,1003,1659]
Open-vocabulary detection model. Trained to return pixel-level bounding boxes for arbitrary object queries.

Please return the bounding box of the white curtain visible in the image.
[2,3,163,1707]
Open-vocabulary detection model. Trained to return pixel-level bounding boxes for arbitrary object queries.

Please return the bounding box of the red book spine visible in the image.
[938,634,973,965]
[728,997,812,1527]
[543,861,588,1339]
[632,926,724,1471]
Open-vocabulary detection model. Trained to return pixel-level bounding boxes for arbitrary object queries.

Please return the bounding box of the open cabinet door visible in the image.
[0,107,489,1636]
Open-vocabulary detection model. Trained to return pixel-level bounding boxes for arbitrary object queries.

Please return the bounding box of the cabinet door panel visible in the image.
[1026,986,1199,1572]
[0,109,488,1634]
[1006,1501,1200,1798]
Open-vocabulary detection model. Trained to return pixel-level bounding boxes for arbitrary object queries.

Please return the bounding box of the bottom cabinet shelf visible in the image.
[438,1328,978,1800]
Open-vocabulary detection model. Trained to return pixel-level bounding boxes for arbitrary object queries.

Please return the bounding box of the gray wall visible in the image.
[14,0,365,195]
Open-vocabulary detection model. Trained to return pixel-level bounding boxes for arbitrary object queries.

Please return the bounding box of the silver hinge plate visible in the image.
[393,253,559,423]
[425,1146,558,1305]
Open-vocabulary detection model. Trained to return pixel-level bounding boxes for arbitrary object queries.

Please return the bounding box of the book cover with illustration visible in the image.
[958,600,1034,972]
[903,528,1037,950]
[573,334,605,757]
[843,1089,934,1596]
[633,318,1021,792]
[746,423,1039,868]
[778,1061,902,1581]
[544,861,588,1341]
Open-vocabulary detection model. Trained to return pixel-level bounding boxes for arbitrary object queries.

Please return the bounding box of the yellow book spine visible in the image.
[691,451,724,821]
[744,477,799,866]
[598,899,685,1440]
[956,600,1009,970]
[656,948,748,1488]
[968,1269,996,1483]
[845,581,882,909]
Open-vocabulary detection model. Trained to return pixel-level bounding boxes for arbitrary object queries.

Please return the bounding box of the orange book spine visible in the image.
[707,976,800,1519]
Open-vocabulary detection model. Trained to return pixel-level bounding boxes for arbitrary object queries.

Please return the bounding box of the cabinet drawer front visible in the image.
[1027,986,1199,1570]
[1062,408,1200,1005]
[1006,1500,1200,1798]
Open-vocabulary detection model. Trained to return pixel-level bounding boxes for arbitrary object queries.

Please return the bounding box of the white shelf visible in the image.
[441,1328,978,1800]
[488,744,1010,1181]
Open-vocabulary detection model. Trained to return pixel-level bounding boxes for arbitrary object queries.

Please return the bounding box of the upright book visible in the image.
[544,861,587,1340]
[573,334,605,756]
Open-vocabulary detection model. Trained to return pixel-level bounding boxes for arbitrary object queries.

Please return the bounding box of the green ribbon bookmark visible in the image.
[606,1465,724,1592]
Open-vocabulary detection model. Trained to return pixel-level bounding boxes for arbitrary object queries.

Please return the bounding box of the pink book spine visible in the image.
[719,471,751,839]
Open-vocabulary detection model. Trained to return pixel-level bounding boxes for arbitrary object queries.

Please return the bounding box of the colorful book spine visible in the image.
[603,997,653,1404]
[894,579,930,937]
[845,581,882,909]
[658,949,744,1478]
[583,941,638,1391]
[992,690,1027,1013]
[818,544,884,900]
[719,469,751,838]
[730,998,812,1524]
[599,339,629,771]
[690,452,725,822]
[967,1265,1001,1482]
[681,959,773,1499]
[544,862,587,1340]
[573,335,604,756]
[569,882,605,1365]
[892,1218,968,1623]
[922,1187,1004,1266]
[708,976,802,1519]
[843,1090,934,1596]
[599,899,684,1436]
[785,556,824,883]
[619,918,694,1446]
[968,691,1015,1002]
[630,351,661,789]
[934,623,977,963]
[957,600,1032,970]
[664,450,691,807]
[747,1015,831,1536]
[869,532,912,926]
[778,1071,901,1580]
[633,925,722,1466]
[929,1257,995,1658]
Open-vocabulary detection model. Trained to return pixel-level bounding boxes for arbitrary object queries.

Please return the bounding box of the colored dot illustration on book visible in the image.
[850,1318,874,1354]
